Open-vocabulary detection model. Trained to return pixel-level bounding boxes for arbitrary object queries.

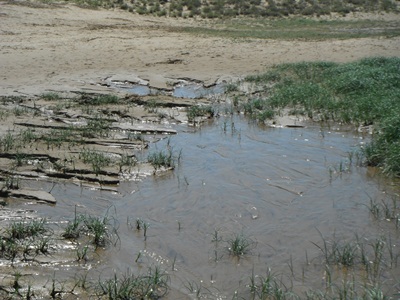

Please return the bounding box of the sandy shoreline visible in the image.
[1,2,399,97]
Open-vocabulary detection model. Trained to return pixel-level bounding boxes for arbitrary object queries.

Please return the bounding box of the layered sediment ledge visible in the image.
[1,189,56,204]
[0,92,212,204]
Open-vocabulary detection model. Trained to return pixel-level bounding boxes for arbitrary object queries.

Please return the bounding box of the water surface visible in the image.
[28,115,399,298]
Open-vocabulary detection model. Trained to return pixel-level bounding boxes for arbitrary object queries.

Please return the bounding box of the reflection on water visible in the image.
[173,83,226,98]
[124,85,152,96]
[33,115,399,298]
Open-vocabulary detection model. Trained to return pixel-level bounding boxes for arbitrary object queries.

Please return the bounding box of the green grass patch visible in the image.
[242,56,400,176]
[363,111,400,174]
[173,18,400,40]
[78,94,120,106]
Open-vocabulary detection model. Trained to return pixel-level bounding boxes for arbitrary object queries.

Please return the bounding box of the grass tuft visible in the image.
[41,92,61,101]
[6,219,47,240]
[227,233,255,257]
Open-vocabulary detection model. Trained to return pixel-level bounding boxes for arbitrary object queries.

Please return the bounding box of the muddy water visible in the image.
[27,115,399,298]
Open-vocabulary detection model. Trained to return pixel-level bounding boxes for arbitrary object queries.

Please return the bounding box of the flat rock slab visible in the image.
[106,75,149,86]
[8,189,56,204]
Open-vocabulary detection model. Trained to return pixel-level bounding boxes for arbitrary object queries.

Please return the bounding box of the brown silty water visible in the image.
[3,114,400,299]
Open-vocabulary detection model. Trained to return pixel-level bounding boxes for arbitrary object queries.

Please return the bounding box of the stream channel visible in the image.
[10,113,400,298]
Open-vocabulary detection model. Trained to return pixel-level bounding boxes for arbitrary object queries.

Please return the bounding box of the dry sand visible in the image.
[1,1,399,97]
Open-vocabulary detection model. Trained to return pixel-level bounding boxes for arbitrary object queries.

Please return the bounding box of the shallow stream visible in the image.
[21,115,400,298]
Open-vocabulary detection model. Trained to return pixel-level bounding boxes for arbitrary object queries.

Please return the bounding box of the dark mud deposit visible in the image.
[0,91,399,299]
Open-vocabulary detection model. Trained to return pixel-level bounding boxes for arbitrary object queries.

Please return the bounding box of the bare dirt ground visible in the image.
[1,1,399,96]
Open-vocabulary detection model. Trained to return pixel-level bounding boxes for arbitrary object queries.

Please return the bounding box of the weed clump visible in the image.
[187,105,214,124]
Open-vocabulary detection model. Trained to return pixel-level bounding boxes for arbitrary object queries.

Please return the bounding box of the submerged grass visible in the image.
[6,219,47,240]
[247,269,292,300]
[147,139,181,171]
[96,267,169,299]
[240,57,400,177]
[63,209,118,248]
[311,230,400,281]
[0,219,53,263]
[227,233,255,257]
